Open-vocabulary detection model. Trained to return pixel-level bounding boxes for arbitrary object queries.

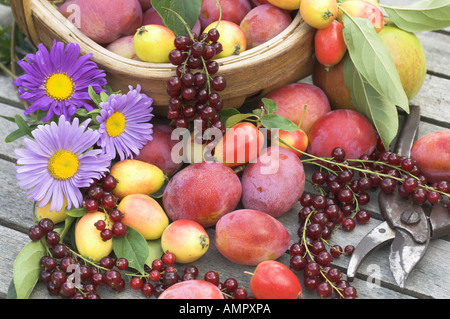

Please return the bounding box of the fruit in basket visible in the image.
[135,124,183,177]
[307,109,378,159]
[199,0,252,30]
[106,35,138,60]
[203,21,247,58]
[158,280,224,299]
[75,211,113,262]
[161,220,209,263]
[251,0,270,6]
[240,4,292,49]
[337,1,385,32]
[59,0,143,44]
[272,128,308,157]
[312,56,355,110]
[213,122,265,167]
[265,83,331,134]
[109,159,165,200]
[249,260,302,299]
[314,20,346,68]
[162,162,242,228]
[300,0,338,30]
[378,25,427,100]
[214,209,291,265]
[267,0,301,10]
[241,147,305,217]
[410,131,450,183]
[36,197,69,224]
[139,0,152,11]
[117,194,169,240]
[133,24,176,63]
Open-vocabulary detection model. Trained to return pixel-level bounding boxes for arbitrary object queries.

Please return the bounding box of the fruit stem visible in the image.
[244,271,254,276]
[298,104,307,129]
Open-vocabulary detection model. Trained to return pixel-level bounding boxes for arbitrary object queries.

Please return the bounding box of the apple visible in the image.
[264,82,331,134]
[158,280,224,299]
[240,4,292,49]
[337,1,385,33]
[203,20,247,59]
[133,24,176,63]
[105,35,139,60]
[59,0,143,44]
[36,197,69,224]
[378,25,427,100]
[199,0,252,30]
[272,128,308,157]
[160,219,209,263]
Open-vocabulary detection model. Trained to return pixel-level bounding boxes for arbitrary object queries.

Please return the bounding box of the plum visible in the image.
[215,209,291,265]
[162,162,242,228]
[199,0,252,30]
[307,109,378,160]
[264,83,331,134]
[410,131,450,183]
[158,280,224,299]
[135,124,183,177]
[142,8,201,36]
[241,146,305,217]
[240,4,292,49]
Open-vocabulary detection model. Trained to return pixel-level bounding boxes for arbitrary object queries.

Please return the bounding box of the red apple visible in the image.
[203,20,247,58]
[272,128,308,157]
[158,280,224,299]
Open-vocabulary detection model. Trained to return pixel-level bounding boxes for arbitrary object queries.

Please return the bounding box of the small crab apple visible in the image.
[272,128,308,157]
[161,219,210,264]
[249,260,302,299]
[203,20,247,59]
[300,0,338,29]
[337,1,385,32]
[314,20,346,68]
[133,24,175,63]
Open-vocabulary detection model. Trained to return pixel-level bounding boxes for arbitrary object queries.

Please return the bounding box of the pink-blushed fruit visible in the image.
[378,25,427,100]
[160,220,209,263]
[265,82,331,134]
[214,209,291,265]
[158,280,224,299]
[135,124,183,177]
[250,0,270,6]
[59,0,143,44]
[410,131,450,183]
[240,4,292,49]
[162,162,242,228]
[117,194,169,240]
[241,147,305,217]
[203,20,247,59]
[300,0,338,30]
[139,0,151,11]
[272,128,308,157]
[337,1,385,32]
[106,35,138,60]
[199,0,252,30]
[314,20,346,68]
[249,260,302,299]
[307,109,378,159]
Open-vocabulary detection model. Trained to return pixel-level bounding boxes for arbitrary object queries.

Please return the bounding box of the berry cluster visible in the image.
[290,141,450,299]
[131,252,250,299]
[83,174,127,239]
[167,28,226,137]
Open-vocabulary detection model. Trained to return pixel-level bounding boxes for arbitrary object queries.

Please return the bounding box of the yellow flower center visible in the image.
[106,112,126,137]
[48,150,80,181]
[44,73,75,101]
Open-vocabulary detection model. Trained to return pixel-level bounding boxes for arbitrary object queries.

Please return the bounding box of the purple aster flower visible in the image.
[15,115,111,212]
[13,40,107,122]
[96,85,154,161]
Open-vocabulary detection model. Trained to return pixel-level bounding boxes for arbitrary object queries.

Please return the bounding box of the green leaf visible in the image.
[224,113,257,128]
[13,241,46,299]
[260,114,299,132]
[100,91,109,103]
[113,227,149,275]
[65,207,87,218]
[14,114,32,137]
[261,98,278,114]
[5,128,27,143]
[145,239,164,266]
[152,0,201,36]
[342,14,409,113]
[382,0,450,33]
[343,56,399,150]
[88,85,102,106]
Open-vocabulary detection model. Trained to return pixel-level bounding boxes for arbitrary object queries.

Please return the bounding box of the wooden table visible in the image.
[1,1,450,300]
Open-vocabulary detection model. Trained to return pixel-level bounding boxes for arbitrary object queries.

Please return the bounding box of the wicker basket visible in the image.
[9,0,315,117]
